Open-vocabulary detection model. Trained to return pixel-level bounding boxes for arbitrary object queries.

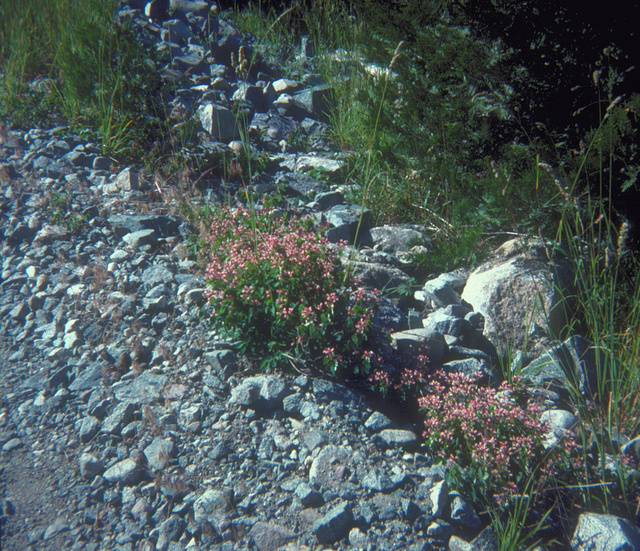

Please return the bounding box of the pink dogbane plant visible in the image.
[418,369,577,506]
[204,206,381,376]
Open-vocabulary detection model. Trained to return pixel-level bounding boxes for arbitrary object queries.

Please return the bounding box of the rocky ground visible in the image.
[1,1,640,550]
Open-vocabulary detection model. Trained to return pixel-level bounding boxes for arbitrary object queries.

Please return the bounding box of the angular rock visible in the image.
[312,501,353,544]
[144,437,176,470]
[122,229,157,249]
[249,521,297,551]
[111,371,168,404]
[295,482,324,507]
[103,458,143,486]
[193,489,232,525]
[378,429,418,450]
[392,328,447,365]
[156,515,186,551]
[571,513,640,551]
[196,102,240,141]
[79,452,103,479]
[461,237,573,352]
[423,278,461,307]
[115,168,140,191]
[450,495,482,531]
[78,416,100,443]
[101,402,135,435]
[309,445,352,490]
[364,411,396,432]
[522,335,602,400]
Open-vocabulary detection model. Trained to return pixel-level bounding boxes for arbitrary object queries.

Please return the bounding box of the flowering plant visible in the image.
[418,370,574,506]
[204,206,380,376]
[368,347,430,402]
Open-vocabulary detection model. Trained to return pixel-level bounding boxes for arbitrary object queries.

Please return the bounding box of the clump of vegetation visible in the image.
[203,205,382,376]
[0,0,165,160]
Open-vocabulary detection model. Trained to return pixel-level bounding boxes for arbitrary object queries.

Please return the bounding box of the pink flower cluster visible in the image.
[418,370,569,503]
[203,206,379,375]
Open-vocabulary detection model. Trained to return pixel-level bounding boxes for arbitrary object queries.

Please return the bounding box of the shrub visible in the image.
[419,370,577,506]
[203,206,381,376]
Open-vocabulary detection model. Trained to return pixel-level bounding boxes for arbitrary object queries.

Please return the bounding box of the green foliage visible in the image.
[0,0,165,161]
[419,370,577,508]
[553,105,640,515]
[203,206,382,376]
[45,191,88,233]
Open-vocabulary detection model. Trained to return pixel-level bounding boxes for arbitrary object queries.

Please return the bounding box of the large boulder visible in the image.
[460,238,573,353]
[571,513,640,551]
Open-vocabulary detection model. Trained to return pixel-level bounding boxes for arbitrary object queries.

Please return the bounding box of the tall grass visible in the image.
[0,0,162,159]
[553,89,640,514]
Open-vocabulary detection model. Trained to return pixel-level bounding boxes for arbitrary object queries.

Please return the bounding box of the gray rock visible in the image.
[361,469,395,492]
[280,153,346,179]
[311,378,356,405]
[156,515,186,551]
[450,526,498,551]
[107,214,180,238]
[426,519,454,541]
[43,517,69,540]
[196,102,240,141]
[230,375,290,409]
[303,430,327,452]
[370,225,424,254]
[378,429,418,450]
[450,495,482,531]
[2,438,23,452]
[273,93,312,121]
[349,527,369,548]
[103,458,143,486]
[364,411,396,432]
[101,402,135,435]
[79,452,104,479]
[571,513,640,551]
[295,482,324,507]
[423,309,472,340]
[461,237,573,352]
[78,416,100,443]
[426,479,448,518]
[111,371,168,404]
[68,362,103,391]
[115,168,140,191]
[322,204,371,244]
[312,501,354,544]
[193,489,232,525]
[540,409,577,436]
[122,229,157,249]
[248,521,297,551]
[423,278,461,307]
[350,261,410,292]
[309,445,352,490]
[144,437,176,470]
[145,0,169,21]
[93,156,112,170]
[293,85,333,122]
[442,358,494,383]
[392,328,447,365]
[163,19,191,42]
[522,335,602,400]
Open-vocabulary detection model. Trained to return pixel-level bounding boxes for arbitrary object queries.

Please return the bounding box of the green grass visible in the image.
[0,0,165,160]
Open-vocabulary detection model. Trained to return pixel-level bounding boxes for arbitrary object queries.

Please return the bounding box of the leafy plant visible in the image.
[45,191,88,233]
[203,206,382,376]
[419,370,577,507]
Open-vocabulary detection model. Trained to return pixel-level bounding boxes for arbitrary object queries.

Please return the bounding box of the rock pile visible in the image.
[1,1,639,550]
